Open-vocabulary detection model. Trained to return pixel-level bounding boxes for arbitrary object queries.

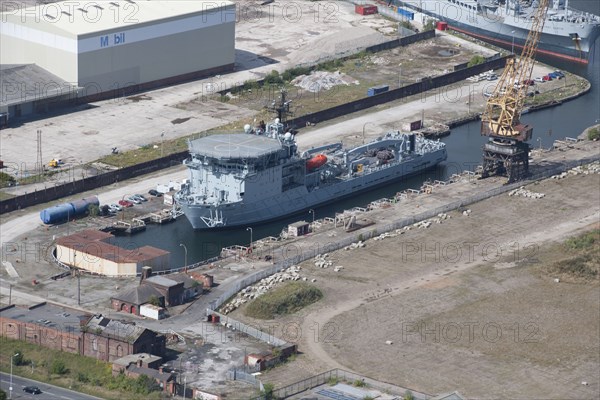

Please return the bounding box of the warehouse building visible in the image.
[1,0,236,109]
[55,229,170,276]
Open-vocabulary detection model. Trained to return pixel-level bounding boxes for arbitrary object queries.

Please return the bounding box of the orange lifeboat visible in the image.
[306,154,327,171]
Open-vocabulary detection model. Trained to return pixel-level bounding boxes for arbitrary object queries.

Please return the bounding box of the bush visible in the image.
[12,351,25,366]
[77,372,89,383]
[88,204,100,217]
[264,70,284,85]
[404,390,414,400]
[262,383,275,400]
[282,66,311,82]
[423,19,437,31]
[50,359,68,375]
[0,389,6,400]
[327,377,339,386]
[0,172,16,188]
[399,20,415,31]
[587,127,599,140]
[467,55,486,67]
[353,379,366,387]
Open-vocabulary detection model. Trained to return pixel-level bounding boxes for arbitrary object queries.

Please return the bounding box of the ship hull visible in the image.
[393,0,600,63]
[179,148,447,229]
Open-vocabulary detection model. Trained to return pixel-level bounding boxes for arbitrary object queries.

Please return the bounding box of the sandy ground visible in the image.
[231,171,600,398]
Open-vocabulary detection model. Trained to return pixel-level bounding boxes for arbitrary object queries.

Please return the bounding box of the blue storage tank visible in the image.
[40,203,76,225]
[397,8,415,20]
[70,196,99,215]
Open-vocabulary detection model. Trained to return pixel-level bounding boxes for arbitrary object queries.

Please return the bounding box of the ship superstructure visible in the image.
[391,0,600,63]
[175,119,447,229]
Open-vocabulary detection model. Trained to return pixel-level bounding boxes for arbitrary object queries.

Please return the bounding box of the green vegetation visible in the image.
[0,338,163,400]
[0,389,6,400]
[404,390,415,400]
[88,204,100,217]
[399,20,415,31]
[467,55,486,67]
[327,376,340,386]
[423,19,437,31]
[587,126,600,140]
[0,172,16,188]
[148,295,161,306]
[353,379,367,387]
[547,229,599,281]
[262,382,276,400]
[565,229,599,250]
[244,282,323,319]
[49,359,68,375]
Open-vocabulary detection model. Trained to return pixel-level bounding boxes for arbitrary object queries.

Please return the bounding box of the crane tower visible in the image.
[480,0,550,183]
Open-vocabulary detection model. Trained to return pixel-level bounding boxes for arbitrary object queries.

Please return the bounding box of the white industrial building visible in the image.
[1,0,236,113]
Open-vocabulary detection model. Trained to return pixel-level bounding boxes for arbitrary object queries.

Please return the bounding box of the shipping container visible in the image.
[367,85,390,97]
[164,191,175,205]
[140,304,165,320]
[436,21,448,31]
[40,203,76,224]
[355,4,378,15]
[397,8,414,20]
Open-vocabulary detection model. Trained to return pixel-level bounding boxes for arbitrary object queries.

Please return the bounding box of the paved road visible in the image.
[0,372,101,400]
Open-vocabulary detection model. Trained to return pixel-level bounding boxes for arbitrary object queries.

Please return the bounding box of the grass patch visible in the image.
[0,337,163,400]
[244,281,323,319]
[97,136,190,167]
[0,172,16,188]
[587,126,600,141]
[546,229,599,282]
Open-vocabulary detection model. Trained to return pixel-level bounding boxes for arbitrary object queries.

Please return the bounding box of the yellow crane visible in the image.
[480,0,550,182]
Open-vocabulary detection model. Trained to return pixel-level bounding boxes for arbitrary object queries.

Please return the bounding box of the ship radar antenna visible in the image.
[266,88,294,127]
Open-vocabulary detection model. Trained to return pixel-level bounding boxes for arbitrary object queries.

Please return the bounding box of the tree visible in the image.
[88,204,100,217]
[13,351,25,366]
[467,55,486,67]
[0,389,7,400]
[262,383,275,400]
[148,295,161,306]
[587,127,599,140]
[423,19,437,31]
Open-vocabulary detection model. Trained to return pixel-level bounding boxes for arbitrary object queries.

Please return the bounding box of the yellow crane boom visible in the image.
[481,0,550,141]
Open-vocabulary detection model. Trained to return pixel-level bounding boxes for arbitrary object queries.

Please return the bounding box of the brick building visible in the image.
[84,315,165,361]
[0,303,165,362]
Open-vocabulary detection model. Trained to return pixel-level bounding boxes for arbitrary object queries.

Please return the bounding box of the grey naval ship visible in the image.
[389,0,600,63]
[175,119,447,230]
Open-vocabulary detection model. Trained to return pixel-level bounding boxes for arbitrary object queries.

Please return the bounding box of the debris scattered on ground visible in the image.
[220,265,303,314]
[291,71,359,93]
[344,241,366,250]
[552,161,600,179]
[509,187,545,199]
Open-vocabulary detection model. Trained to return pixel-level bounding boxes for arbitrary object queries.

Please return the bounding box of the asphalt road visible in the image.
[0,372,101,400]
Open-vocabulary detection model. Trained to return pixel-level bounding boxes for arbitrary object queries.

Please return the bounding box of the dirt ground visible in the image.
[232,171,600,398]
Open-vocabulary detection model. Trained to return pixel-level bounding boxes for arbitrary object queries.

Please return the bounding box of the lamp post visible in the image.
[362,122,375,145]
[182,375,187,399]
[511,30,516,54]
[179,243,188,268]
[246,227,253,252]
[10,352,20,399]
[537,137,541,149]
[309,209,315,228]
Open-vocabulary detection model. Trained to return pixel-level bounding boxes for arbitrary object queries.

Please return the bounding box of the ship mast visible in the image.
[266,89,294,127]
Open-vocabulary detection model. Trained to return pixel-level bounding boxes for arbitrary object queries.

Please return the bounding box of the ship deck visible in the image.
[189,134,282,159]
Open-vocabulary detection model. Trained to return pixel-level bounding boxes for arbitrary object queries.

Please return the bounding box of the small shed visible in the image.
[288,221,310,237]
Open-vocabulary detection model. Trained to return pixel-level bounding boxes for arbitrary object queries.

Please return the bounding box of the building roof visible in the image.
[3,1,235,36]
[167,273,200,289]
[0,302,89,333]
[56,229,169,263]
[145,275,180,288]
[85,315,149,343]
[189,134,284,159]
[0,64,80,107]
[113,353,162,368]
[289,221,309,228]
[127,364,175,381]
[111,284,164,305]
[430,392,466,400]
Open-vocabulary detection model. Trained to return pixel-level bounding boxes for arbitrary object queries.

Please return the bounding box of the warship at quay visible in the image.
[389,0,600,63]
[175,102,447,229]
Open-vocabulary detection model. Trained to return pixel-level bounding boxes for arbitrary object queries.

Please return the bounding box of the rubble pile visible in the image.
[344,241,366,250]
[508,187,545,199]
[291,71,359,93]
[314,253,333,268]
[220,265,303,314]
[552,161,600,179]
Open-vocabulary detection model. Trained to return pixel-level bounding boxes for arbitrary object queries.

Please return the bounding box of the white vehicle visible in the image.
[108,203,122,212]
[126,196,141,204]
[534,77,544,83]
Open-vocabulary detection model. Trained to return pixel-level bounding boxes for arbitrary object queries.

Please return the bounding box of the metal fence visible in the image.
[248,368,428,400]
[207,311,288,347]
[226,368,264,390]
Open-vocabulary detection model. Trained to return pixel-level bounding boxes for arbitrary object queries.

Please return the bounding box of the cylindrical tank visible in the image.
[40,203,76,225]
[70,196,99,215]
